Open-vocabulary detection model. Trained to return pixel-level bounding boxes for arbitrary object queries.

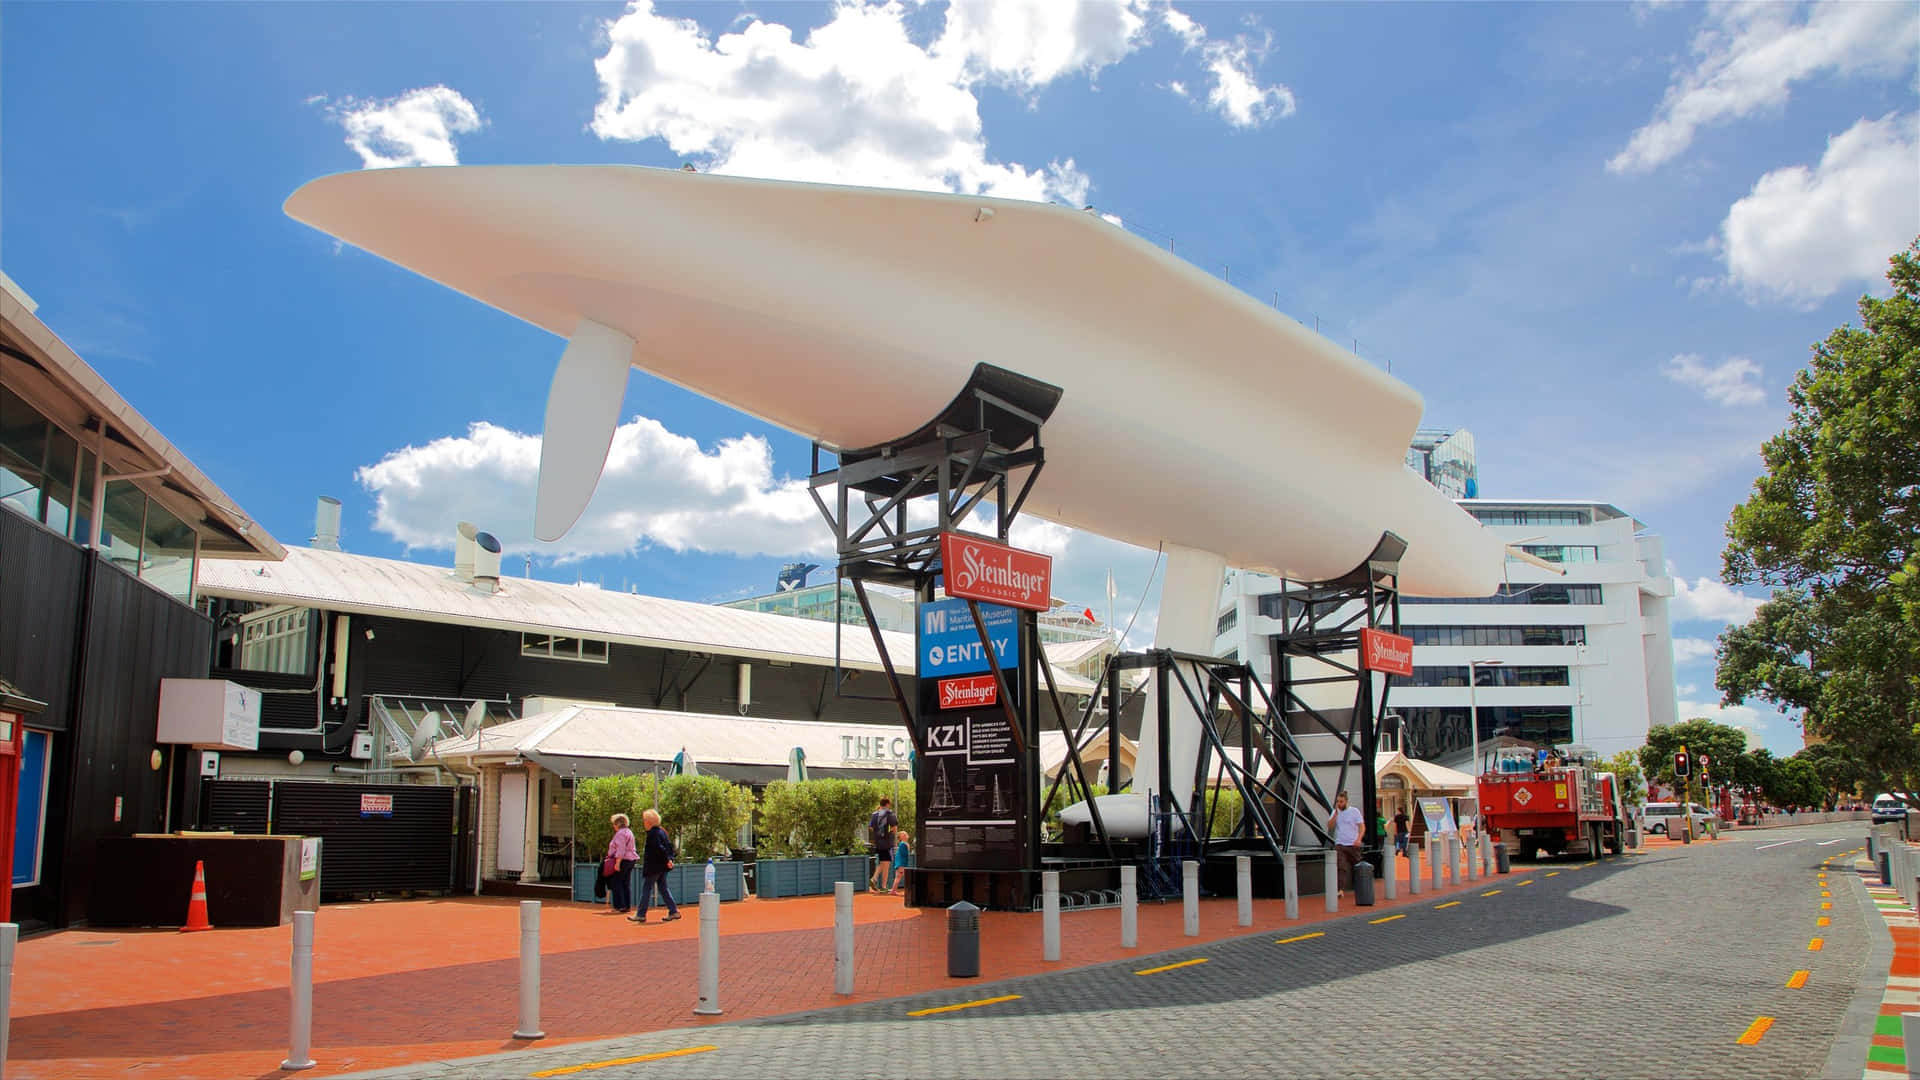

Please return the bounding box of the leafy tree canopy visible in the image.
[1718,240,1920,794]
[1639,718,1751,788]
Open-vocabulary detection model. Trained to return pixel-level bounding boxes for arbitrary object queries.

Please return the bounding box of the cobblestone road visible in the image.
[351,821,1880,1080]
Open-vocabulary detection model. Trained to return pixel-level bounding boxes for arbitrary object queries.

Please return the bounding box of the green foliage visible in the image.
[657,775,756,862]
[1794,742,1869,801]
[1767,757,1826,810]
[1718,239,1920,795]
[572,773,659,861]
[1727,748,1779,799]
[755,779,912,858]
[1637,719,1751,788]
[1602,751,1646,809]
[1200,786,1244,838]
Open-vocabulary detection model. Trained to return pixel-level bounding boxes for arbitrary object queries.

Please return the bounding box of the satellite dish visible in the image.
[408,710,443,761]
[462,699,487,739]
[535,318,632,542]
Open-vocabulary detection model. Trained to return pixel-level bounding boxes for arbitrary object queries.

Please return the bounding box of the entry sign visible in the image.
[940,533,1052,612]
[1359,628,1415,676]
[360,793,394,817]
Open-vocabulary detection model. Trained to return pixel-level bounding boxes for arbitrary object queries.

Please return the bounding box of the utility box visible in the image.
[157,679,261,751]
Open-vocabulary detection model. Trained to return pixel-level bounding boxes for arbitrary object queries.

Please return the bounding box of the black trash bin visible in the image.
[948,901,981,978]
[1353,860,1375,907]
[1493,842,1511,874]
[1880,851,1893,887]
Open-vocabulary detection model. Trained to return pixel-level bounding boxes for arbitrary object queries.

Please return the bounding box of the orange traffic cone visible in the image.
[181,859,212,933]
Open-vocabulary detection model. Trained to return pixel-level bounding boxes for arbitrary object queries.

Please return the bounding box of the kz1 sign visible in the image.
[1359,628,1415,676]
[940,533,1052,611]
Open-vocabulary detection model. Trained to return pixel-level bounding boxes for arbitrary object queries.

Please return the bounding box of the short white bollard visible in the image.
[1409,842,1422,895]
[1429,838,1443,891]
[1236,855,1253,927]
[1,922,19,1077]
[281,910,317,1069]
[512,901,545,1040]
[1043,871,1062,960]
[1441,837,1454,886]
[1382,844,1397,900]
[834,881,855,994]
[694,891,722,1015]
[1469,835,1483,880]
[1323,851,1339,913]
[1182,860,1200,936]
[1120,865,1138,947]
[1282,853,1300,919]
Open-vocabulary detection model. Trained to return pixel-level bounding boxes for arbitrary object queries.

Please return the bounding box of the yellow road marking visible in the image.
[1436,901,1462,909]
[1482,889,1502,896]
[1807,938,1824,951]
[908,994,1021,1017]
[531,1046,718,1077]
[1546,871,1560,877]
[1821,902,1832,910]
[1817,916,1830,927]
[1581,862,1596,868]
[1736,1017,1775,1045]
[1369,914,1405,925]
[1820,890,1831,897]
[1275,932,1324,944]
[1786,970,1809,989]
[1516,879,1536,887]
[1135,958,1209,976]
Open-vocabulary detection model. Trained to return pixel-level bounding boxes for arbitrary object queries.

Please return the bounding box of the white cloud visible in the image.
[324,85,484,169]
[1608,2,1918,174]
[1671,637,1718,664]
[1158,7,1295,128]
[1671,577,1763,625]
[1719,112,1920,306]
[1675,695,1779,744]
[1660,354,1765,406]
[590,1,1108,202]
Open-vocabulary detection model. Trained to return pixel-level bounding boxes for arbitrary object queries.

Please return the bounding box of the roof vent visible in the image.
[454,521,478,582]
[311,496,342,551]
[473,531,503,592]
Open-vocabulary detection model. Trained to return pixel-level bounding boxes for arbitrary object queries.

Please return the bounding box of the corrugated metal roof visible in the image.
[196,546,1099,692]
[428,704,911,773]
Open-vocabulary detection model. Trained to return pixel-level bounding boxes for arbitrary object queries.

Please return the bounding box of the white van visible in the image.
[1643,801,1714,835]
[1872,794,1907,823]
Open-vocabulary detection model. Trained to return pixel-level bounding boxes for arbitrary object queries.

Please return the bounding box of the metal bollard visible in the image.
[281,910,317,1069]
[1904,1014,1920,1079]
[1236,855,1253,927]
[834,881,854,995]
[513,901,546,1038]
[1429,838,1443,891]
[948,901,981,977]
[1043,871,1062,959]
[1409,842,1423,895]
[694,891,722,1014]
[0,923,13,1078]
[1282,852,1300,919]
[1382,846,1397,901]
[1882,851,1894,887]
[1183,860,1200,936]
[1441,836,1454,885]
[1469,835,1483,880]
[1120,866,1138,948]
[1324,851,1339,913]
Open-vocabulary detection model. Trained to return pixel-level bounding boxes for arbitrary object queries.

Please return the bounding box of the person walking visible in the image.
[888,829,913,895]
[605,813,639,914]
[867,797,898,892]
[630,808,681,923]
[1392,806,1410,857]
[1328,790,1363,894]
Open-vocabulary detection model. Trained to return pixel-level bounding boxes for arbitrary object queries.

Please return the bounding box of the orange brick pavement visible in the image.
[10,855,1499,1079]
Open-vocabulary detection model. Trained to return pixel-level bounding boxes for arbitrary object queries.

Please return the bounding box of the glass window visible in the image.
[521,633,609,664]
[1216,607,1238,635]
[239,605,313,674]
[141,497,197,603]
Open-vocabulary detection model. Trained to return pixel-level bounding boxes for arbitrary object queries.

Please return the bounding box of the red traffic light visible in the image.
[1674,751,1690,778]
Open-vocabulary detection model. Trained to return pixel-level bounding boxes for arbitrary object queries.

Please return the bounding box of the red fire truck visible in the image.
[1477,749,1627,862]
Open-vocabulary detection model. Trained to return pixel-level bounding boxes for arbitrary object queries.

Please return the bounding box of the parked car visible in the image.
[1872,794,1908,823]
[1643,801,1715,835]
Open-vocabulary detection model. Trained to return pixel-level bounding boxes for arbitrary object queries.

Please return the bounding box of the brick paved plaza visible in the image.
[10,821,1909,1080]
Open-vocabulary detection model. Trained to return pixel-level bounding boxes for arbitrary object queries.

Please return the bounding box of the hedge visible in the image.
[572,773,754,863]
[756,779,916,858]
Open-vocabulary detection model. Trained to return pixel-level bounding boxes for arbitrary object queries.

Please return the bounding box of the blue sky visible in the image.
[4,2,1916,754]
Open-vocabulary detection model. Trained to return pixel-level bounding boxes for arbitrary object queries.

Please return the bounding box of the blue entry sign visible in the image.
[917,597,1018,676]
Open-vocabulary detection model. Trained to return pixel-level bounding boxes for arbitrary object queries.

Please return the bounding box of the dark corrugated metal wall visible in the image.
[202,779,271,833]
[267,781,456,894]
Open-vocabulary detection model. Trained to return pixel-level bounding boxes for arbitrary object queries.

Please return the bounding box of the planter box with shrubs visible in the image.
[753,855,872,899]
[572,860,747,903]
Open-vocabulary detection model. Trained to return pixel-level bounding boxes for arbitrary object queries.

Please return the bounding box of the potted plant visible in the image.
[754,779,914,898]
[569,773,754,902]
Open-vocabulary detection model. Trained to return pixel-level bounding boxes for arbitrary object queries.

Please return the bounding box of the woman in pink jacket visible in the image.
[605,814,640,914]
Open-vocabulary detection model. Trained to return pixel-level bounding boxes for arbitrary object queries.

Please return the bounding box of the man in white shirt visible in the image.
[1328,790,1364,894]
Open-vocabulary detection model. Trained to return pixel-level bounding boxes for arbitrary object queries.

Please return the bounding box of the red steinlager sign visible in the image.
[1359,628,1415,676]
[940,532,1052,612]
[937,674,999,711]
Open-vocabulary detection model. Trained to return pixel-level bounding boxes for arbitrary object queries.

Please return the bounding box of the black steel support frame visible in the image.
[1267,534,1406,863]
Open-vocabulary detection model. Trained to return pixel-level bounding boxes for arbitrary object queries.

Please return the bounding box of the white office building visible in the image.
[1216,499,1677,767]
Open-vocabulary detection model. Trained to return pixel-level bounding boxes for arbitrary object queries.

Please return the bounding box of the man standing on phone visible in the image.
[1328,790,1363,894]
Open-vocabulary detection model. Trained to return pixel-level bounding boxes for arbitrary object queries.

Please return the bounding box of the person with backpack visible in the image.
[867,797,898,893]
[629,808,681,923]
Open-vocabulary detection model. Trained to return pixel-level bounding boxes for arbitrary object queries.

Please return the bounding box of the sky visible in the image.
[3,1,1916,756]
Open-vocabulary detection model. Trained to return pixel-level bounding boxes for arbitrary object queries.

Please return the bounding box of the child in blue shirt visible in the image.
[888,830,913,893]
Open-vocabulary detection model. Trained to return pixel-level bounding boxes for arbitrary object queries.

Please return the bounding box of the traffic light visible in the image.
[1674,750,1690,778]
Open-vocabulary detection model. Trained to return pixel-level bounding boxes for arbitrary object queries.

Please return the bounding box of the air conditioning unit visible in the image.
[350,731,375,760]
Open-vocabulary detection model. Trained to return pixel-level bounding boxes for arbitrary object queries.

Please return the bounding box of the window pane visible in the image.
[100,477,147,577]
[141,497,197,603]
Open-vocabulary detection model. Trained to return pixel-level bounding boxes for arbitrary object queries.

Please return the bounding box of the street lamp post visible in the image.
[1468,659,1503,776]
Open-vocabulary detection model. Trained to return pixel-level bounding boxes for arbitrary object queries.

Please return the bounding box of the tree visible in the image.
[1719,240,1920,795]
[1795,741,1868,804]
[1602,750,1646,809]
[1767,758,1825,811]
[1727,748,1779,802]
[1638,719,1750,790]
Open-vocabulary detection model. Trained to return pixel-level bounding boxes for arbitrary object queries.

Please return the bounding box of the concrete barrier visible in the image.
[1236,856,1253,927]
[835,881,855,992]
[1044,871,1063,959]
[513,901,546,1038]
[1120,865,1138,947]
[1408,843,1422,895]
[1282,853,1300,919]
[1183,861,1200,936]
[1323,852,1338,914]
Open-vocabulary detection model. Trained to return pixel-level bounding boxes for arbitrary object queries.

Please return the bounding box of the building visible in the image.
[722,565,1115,647]
[1217,498,1677,770]
[0,274,284,929]
[1405,428,1478,499]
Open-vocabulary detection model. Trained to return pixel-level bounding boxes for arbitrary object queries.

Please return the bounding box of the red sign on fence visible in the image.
[1359,628,1415,676]
[940,533,1052,612]
[937,674,999,711]
[359,793,394,817]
